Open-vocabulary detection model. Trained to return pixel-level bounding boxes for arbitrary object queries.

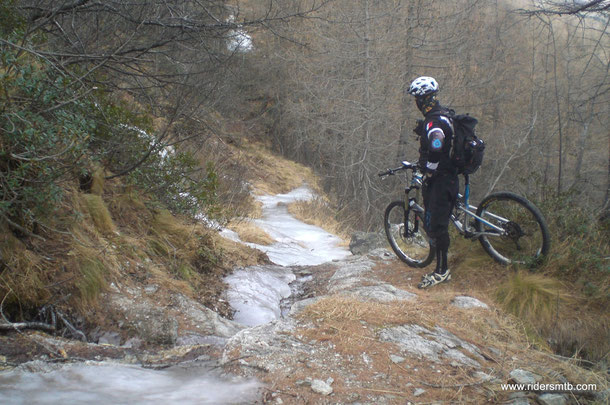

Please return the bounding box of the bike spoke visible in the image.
[384,201,434,267]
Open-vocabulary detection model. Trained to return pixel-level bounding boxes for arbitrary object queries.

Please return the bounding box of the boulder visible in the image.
[536,393,567,405]
[344,283,417,302]
[172,293,244,338]
[349,231,387,255]
[327,255,377,293]
[509,369,541,385]
[451,296,489,309]
[379,324,484,368]
[97,331,121,346]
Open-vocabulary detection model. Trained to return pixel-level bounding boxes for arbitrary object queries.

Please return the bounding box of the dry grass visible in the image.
[443,233,610,365]
[228,221,274,245]
[0,225,48,307]
[212,233,270,268]
[244,196,263,219]
[297,295,401,357]
[73,252,107,305]
[236,141,321,195]
[297,292,519,358]
[150,209,194,246]
[547,311,610,366]
[0,169,271,326]
[81,194,116,235]
[90,167,105,196]
[290,288,608,405]
[496,271,566,327]
[290,266,608,404]
[287,197,352,242]
[301,295,414,327]
[108,191,151,232]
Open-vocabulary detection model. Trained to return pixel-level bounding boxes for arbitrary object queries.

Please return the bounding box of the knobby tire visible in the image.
[475,191,550,266]
[383,200,435,268]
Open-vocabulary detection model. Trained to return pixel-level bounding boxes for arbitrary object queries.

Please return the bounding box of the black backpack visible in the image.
[447,112,485,175]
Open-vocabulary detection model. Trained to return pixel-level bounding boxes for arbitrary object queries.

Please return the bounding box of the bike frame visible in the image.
[452,200,506,237]
[404,173,509,240]
[382,161,550,267]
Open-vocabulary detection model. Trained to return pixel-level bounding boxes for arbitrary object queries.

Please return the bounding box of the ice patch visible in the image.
[249,186,350,266]
[226,265,296,326]
[0,362,261,405]
[219,227,241,242]
[223,185,351,325]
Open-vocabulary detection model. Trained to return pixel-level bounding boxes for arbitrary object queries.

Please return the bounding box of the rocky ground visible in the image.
[1,244,607,404]
[220,249,608,405]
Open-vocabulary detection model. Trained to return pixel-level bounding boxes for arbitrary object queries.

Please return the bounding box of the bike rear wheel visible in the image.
[384,200,434,268]
[475,192,550,266]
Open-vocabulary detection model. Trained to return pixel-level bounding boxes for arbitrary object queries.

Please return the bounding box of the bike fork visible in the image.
[404,199,424,238]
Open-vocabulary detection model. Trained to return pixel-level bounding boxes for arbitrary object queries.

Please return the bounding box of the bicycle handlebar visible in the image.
[378,161,418,177]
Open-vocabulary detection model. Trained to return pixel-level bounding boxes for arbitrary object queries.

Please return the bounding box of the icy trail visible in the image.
[0,186,350,403]
[0,362,261,405]
[224,186,351,326]
[222,186,350,266]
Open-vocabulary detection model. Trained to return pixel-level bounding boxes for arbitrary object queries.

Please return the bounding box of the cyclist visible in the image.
[408,76,458,289]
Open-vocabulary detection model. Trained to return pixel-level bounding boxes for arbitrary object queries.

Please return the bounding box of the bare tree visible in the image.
[3,0,332,176]
[223,0,609,228]
[525,0,610,16]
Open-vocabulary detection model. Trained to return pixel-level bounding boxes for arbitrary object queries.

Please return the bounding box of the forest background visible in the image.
[0,0,608,364]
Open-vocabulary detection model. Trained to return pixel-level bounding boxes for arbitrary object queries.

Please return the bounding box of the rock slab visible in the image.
[311,379,333,396]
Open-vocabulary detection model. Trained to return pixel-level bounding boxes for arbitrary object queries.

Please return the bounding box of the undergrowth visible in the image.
[0,171,265,328]
[450,190,610,367]
[533,191,609,306]
[496,271,565,326]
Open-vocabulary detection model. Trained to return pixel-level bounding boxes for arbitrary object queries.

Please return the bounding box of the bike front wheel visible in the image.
[475,192,551,266]
[384,200,434,268]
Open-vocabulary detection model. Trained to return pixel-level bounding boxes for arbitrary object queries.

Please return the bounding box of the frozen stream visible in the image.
[0,361,261,405]
[0,186,350,403]
[224,186,351,326]
[220,186,350,266]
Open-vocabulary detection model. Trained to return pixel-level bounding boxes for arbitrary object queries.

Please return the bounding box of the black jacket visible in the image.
[417,104,457,176]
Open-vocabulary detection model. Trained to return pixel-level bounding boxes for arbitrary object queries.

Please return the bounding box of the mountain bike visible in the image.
[378,161,551,267]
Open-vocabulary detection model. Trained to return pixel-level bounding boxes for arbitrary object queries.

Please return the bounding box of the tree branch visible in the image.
[29,0,93,22]
[0,322,56,332]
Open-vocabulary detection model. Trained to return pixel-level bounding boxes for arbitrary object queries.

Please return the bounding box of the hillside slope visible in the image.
[0,143,608,405]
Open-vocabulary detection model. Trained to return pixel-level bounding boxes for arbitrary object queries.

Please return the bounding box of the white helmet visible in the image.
[408,76,439,97]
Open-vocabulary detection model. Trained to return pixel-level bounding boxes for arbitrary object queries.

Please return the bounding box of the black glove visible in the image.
[413,120,424,137]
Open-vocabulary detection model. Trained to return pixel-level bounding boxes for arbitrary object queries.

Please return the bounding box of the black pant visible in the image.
[423,173,459,272]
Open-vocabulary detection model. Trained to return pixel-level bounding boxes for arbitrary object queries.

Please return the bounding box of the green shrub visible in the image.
[1,28,222,234]
[529,191,609,299]
[87,93,221,220]
[1,34,95,230]
[0,0,24,35]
